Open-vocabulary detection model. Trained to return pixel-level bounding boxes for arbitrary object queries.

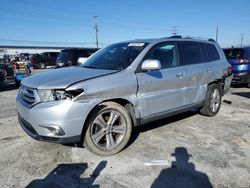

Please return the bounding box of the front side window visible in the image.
[144,42,178,69]
[81,43,148,70]
[178,42,204,65]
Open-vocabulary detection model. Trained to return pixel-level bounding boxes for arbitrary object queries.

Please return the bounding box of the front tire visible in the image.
[84,102,132,156]
[200,84,222,117]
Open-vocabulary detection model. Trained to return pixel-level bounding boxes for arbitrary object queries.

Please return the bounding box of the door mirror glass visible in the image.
[141,59,161,71]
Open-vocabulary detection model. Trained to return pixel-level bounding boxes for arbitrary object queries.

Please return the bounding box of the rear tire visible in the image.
[39,62,46,69]
[200,84,222,117]
[83,102,132,156]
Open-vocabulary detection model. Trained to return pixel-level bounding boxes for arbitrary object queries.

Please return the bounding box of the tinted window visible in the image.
[223,48,245,59]
[178,42,204,65]
[57,51,73,62]
[204,43,220,61]
[50,52,58,57]
[76,50,89,58]
[144,42,178,69]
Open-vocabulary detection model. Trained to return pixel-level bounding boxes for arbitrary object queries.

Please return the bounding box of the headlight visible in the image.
[37,89,84,102]
[37,90,67,102]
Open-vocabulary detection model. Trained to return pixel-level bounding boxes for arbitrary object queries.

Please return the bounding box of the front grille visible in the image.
[19,85,38,107]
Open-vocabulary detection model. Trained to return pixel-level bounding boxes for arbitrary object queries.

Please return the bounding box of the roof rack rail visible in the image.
[169,35,182,39]
[181,36,217,42]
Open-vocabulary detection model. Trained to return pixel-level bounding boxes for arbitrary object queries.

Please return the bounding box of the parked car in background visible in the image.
[0,69,5,85]
[30,52,59,69]
[16,36,232,155]
[56,48,99,68]
[223,47,250,87]
[20,53,29,60]
[0,63,15,86]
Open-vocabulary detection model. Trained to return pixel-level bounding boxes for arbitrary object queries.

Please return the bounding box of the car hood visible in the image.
[22,67,118,89]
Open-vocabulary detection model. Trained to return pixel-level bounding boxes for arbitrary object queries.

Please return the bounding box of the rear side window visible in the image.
[178,42,204,65]
[204,43,220,61]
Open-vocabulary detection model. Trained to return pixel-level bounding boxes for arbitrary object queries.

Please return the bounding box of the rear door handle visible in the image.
[206,68,211,72]
[176,73,184,78]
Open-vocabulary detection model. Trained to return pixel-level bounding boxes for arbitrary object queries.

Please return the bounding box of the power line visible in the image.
[0,38,108,47]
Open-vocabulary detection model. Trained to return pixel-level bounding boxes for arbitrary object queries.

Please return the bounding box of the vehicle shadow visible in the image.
[151,147,213,188]
[0,83,18,92]
[231,92,250,99]
[26,161,107,188]
[127,110,198,148]
[230,83,248,88]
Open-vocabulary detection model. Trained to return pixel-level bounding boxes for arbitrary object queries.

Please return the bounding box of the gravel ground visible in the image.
[0,69,250,188]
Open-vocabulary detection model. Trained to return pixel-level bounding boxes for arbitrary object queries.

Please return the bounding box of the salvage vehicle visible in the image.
[30,52,59,69]
[0,63,15,86]
[56,48,99,68]
[223,46,250,87]
[16,36,232,155]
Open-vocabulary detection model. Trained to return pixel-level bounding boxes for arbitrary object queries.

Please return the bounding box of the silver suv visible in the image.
[16,36,232,155]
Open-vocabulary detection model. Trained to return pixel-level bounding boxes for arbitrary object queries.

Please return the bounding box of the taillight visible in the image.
[227,66,232,75]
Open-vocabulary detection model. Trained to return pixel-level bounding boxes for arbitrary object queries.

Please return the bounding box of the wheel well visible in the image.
[80,98,136,144]
[208,79,224,94]
[208,79,223,88]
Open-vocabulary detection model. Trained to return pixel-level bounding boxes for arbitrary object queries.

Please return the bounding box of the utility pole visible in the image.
[93,16,99,48]
[172,26,178,35]
[240,34,244,47]
[216,26,219,42]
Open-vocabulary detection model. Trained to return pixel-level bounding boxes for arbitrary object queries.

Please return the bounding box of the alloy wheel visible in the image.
[210,88,220,112]
[90,110,127,150]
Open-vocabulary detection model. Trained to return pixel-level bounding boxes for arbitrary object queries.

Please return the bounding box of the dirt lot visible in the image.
[0,70,250,188]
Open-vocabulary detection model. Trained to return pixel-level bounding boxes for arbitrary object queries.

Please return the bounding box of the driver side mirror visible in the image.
[141,59,161,71]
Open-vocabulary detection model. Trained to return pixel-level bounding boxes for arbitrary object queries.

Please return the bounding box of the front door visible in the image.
[136,42,186,119]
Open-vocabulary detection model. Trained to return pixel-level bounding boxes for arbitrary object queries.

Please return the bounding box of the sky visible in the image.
[0,0,250,48]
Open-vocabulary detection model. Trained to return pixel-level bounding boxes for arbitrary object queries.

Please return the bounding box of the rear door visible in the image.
[136,42,186,119]
[177,41,215,105]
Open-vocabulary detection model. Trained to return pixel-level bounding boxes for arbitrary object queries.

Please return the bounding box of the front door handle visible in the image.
[206,68,211,72]
[176,73,183,78]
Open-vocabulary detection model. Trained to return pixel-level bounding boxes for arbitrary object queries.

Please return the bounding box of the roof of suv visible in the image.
[125,36,217,44]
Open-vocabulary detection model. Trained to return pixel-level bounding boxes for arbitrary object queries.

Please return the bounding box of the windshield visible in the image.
[81,42,148,70]
[223,49,245,59]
